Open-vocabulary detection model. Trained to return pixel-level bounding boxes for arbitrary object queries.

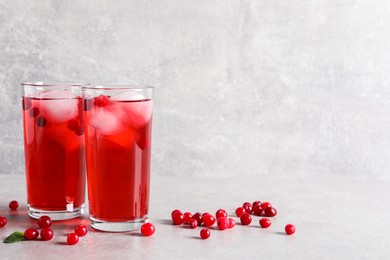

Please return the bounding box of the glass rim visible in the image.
[82,85,154,91]
[21,82,90,87]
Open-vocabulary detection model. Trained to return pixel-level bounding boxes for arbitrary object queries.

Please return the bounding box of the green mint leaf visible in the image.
[4,231,24,243]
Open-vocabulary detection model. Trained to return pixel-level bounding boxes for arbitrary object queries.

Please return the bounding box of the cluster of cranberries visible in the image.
[171,200,296,239]
[22,98,47,128]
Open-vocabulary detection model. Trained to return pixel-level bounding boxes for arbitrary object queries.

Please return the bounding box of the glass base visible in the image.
[90,216,148,232]
[28,204,85,220]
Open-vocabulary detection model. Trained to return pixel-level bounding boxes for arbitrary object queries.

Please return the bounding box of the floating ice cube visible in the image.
[89,108,125,135]
[121,100,153,129]
[110,91,146,101]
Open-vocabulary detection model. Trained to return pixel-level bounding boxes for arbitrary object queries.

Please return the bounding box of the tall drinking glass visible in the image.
[82,85,153,232]
[21,82,87,220]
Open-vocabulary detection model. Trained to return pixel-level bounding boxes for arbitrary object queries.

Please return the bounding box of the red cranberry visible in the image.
[67,119,80,131]
[141,223,155,236]
[75,225,88,237]
[0,216,7,227]
[240,213,252,225]
[285,224,296,235]
[192,212,203,226]
[94,95,110,107]
[200,228,210,239]
[24,228,39,240]
[67,233,79,245]
[38,215,52,228]
[265,207,277,217]
[252,200,261,208]
[235,207,247,217]
[9,200,19,210]
[22,98,32,110]
[189,219,198,229]
[29,107,40,117]
[172,212,184,225]
[253,204,264,216]
[260,202,272,210]
[40,228,54,241]
[217,217,229,230]
[215,209,228,220]
[228,218,236,228]
[259,218,271,228]
[183,212,193,223]
[242,203,252,214]
[202,213,216,227]
[35,116,47,127]
[171,209,182,217]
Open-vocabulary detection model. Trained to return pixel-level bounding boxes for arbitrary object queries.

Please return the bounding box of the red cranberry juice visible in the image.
[22,97,86,210]
[84,96,152,222]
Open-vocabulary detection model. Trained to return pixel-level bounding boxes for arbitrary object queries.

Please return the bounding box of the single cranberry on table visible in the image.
[67,233,79,245]
[9,200,19,211]
[0,216,7,227]
[40,228,54,241]
[240,213,252,225]
[171,209,182,217]
[172,212,185,225]
[192,212,203,226]
[202,213,216,227]
[189,219,198,229]
[235,207,247,218]
[141,223,155,236]
[24,228,39,240]
[75,225,88,237]
[183,212,193,223]
[217,217,229,230]
[38,215,52,228]
[285,224,296,235]
[259,218,271,228]
[200,228,211,240]
[215,209,228,220]
[228,218,236,228]
[264,207,277,217]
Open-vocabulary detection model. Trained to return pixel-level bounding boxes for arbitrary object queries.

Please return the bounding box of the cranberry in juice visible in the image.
[22,96,86,212]
[84,95,153,222]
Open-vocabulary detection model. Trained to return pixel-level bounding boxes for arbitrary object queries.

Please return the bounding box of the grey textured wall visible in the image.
[1,1,390,180]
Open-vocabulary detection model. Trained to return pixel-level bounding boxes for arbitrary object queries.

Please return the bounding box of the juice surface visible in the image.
[84,96,152,221]
[22,96,86,210]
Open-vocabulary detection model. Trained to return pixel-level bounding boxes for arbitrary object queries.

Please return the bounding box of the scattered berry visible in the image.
[252,201,261,208]
[29,107,40,117]
[260,202,272,210]
[189,219,198,229]
[172,212,184,225]
[253,204,264,216]
[192,212,203,226]
[217,217,229,230]
[240,213,252,225]
[9,200,19,210]
[228,218,236,228]
[242,202,252,214]
[24,228,39,240]
[200,228,210,239]
[183,212,193,223]
[285,224,296,235]
[75,225,88,237]
[0,216,7,227]
[22,98,32,110]
[215,209,228,220]
[235,207,247,217]
[141,223,155,236]
[40,228,54,241]
[259,218,271,228]
[264,207,277,217]
[171,209,182,217]
[202,213,216,227]
[38,215,52,229]
[35,116,47,127]
[67,233,79,245]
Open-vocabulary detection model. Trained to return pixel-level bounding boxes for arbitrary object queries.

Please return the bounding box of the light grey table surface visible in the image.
[0,175,389,260]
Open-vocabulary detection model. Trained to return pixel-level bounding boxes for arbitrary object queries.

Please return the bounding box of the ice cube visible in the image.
[89,108,125,135]
[36,90,79,123]
[121,100,153,129]
[110,91,146,101]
